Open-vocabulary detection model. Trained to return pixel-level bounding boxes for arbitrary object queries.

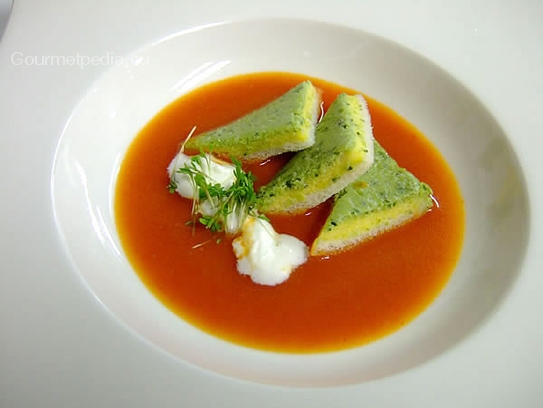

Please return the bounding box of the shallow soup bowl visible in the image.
[51,19,529,387]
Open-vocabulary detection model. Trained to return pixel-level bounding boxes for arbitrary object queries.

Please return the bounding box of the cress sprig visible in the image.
[169,152,263,235]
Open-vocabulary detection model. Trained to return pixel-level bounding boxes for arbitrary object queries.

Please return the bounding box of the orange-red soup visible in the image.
[115,72,464,353]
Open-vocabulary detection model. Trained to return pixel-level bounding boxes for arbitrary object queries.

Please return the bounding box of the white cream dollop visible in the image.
[167,151,236,199]
[168,150,308,285]
[232,216,308,286]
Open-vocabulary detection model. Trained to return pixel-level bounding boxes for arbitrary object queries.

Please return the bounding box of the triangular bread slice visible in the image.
[310,140,434,256]
[183,80,322,161]
[257,93,374,214]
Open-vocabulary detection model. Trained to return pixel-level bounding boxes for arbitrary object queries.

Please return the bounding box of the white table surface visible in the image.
[0,0,11,39]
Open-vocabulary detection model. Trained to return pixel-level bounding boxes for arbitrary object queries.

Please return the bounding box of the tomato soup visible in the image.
[115,72,464,353]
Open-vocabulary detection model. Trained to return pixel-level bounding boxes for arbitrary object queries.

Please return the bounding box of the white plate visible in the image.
[51,18,528,386]
[2,0,542,406]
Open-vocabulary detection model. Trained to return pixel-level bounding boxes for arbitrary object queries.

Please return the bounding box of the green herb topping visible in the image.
[170,153,263,235]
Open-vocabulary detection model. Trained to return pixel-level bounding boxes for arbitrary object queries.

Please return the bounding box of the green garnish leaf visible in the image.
[170,152,261,236]
[167,179,178,193]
